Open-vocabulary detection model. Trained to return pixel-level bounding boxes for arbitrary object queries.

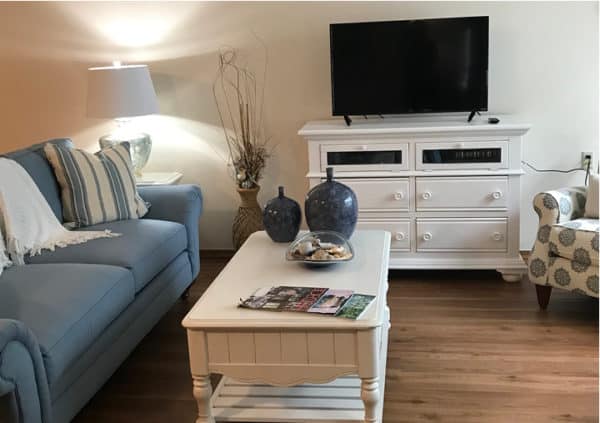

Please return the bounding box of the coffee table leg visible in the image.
[358,328,382,423]
[361,376,381,422]
[193,375,215,423]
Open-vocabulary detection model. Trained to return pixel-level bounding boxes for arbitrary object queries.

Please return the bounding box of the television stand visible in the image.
[343,115,352,126]
[299,116,532,282]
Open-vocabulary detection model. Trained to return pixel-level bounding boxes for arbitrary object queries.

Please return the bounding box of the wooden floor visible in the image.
[74,256,598,423]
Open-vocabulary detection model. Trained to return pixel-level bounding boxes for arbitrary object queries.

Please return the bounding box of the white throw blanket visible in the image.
[0,158,118,268]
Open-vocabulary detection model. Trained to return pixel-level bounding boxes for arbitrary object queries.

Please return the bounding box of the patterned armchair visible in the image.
[528,186,599,309]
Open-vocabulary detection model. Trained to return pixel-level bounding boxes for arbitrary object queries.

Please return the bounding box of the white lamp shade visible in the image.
[87,64,159,118]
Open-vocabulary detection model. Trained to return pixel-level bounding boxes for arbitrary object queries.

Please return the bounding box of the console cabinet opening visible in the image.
[416,140,509,170]
[320,143,409,172]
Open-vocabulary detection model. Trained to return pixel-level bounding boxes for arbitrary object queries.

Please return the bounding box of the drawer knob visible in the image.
[456,142,465,148]
[422,232,433,241]
[395,232,406,241]
[360,145,368,151]
[393,191,404,201]
[492,232,504,241]
[421,191,432,200]
[492,191,503,200]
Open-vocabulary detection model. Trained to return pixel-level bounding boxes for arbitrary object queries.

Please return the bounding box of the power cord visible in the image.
[521,160,592,185]
[585,159,591,185]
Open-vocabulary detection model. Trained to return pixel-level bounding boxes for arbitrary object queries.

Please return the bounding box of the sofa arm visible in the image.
[138,184,203,278]
[528,187,587,285]
[0,319,51,423]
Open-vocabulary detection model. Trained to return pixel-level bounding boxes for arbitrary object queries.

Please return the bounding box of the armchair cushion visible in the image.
[584,174,598,218]
[548,218,599,267]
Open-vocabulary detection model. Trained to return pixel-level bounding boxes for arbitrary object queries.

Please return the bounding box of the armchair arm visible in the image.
[0,319,51,423]
[533,187,587,226]
[529,186,587,285]
[138,184,203,278]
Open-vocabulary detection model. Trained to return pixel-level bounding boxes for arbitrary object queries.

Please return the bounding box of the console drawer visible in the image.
[357,220,410,251]
[340,178,410,212]
[416,177,508,210]
[416,218,508,252]
[320,143,409,172]
[416,140,508,170]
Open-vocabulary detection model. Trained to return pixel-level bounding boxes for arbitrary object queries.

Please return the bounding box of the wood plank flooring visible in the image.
[74,256,598,423]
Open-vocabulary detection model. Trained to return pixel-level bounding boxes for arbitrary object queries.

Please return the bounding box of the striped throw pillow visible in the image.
[44,143,149,228]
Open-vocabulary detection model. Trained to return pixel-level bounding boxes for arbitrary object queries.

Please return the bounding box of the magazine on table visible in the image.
[239,286,375,320]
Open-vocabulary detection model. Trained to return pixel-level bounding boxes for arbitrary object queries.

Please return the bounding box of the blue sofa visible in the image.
[0,139,202,423]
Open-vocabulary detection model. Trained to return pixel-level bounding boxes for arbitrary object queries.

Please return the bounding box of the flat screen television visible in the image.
[330,16,489,117]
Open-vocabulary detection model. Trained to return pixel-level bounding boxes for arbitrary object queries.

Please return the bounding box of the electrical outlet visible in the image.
[582,152,594,169]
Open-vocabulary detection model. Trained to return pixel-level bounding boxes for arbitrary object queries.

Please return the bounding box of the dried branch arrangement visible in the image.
[213,46,269,189]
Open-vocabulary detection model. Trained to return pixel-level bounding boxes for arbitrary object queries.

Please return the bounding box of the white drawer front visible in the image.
[416,218,508,252]
[357,220,410,251]
[416,140,508,170]
[340,178,410,212]
[320,143,409,172]
[416,177,508,210]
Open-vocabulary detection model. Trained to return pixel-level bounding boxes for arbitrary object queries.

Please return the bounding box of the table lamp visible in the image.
[87,62,159,176]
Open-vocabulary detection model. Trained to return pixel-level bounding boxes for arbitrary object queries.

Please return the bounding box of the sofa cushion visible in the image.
[2,139,73,221]
[0,263,135,385]
[27,219,187,293]
[49,252,192,403]
[549,218,599,269]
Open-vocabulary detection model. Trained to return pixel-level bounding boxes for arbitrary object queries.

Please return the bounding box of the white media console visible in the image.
[299,116,531,281]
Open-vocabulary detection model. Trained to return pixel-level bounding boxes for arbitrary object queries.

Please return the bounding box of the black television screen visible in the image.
[330,17,489,116]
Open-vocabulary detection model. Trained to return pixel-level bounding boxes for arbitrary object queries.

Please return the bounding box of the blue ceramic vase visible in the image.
[305,167,358,239]
[263,186,302,243]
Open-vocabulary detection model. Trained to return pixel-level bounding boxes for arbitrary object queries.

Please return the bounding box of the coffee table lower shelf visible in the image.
[212,375,365,422]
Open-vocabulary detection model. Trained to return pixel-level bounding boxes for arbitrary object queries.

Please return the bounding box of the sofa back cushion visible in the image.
[2,139,73,221]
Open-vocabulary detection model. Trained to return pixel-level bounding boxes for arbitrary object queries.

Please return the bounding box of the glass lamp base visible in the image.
[99,132,152,176]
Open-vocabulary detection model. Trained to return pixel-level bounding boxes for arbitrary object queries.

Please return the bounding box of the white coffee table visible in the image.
[183,230,391,423]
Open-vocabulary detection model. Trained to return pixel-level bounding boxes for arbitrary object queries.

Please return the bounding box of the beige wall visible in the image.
[0,1,597,250]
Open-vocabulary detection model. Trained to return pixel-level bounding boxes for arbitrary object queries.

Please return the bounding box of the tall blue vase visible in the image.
[263,186,302,243]
[304,167,358,239]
